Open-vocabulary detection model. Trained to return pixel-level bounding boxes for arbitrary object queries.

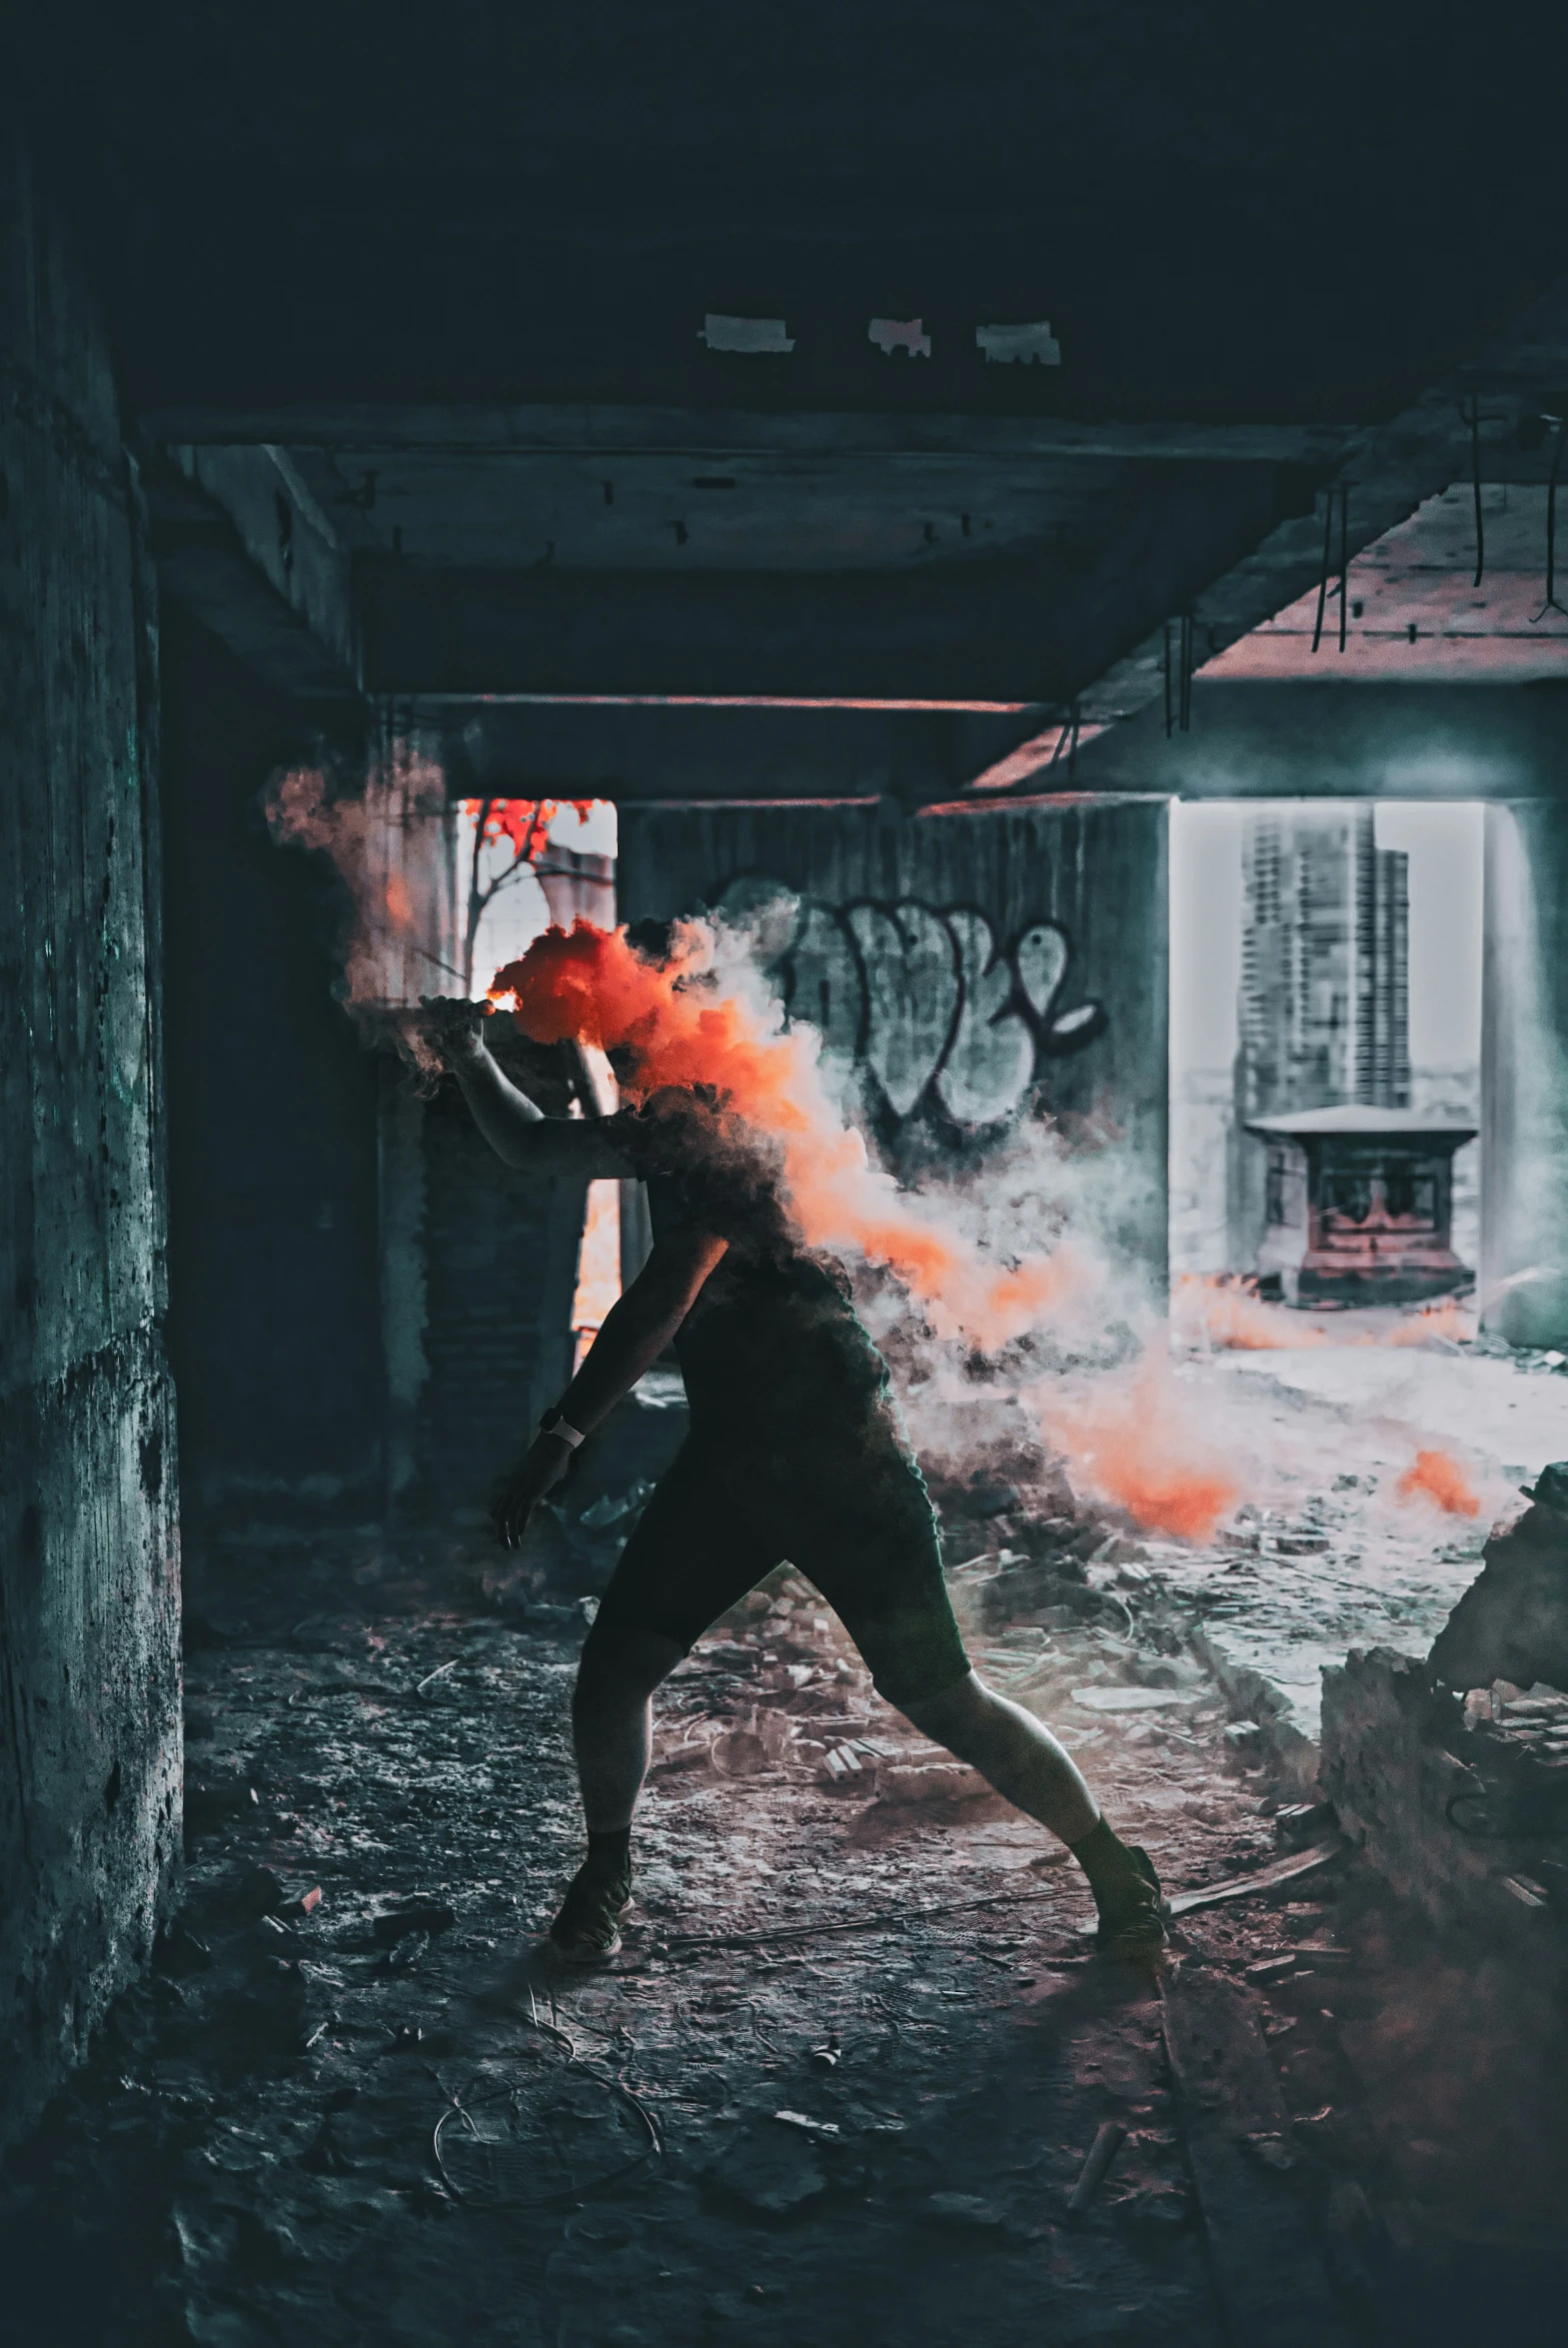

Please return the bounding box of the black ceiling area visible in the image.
[21,4,1568,798]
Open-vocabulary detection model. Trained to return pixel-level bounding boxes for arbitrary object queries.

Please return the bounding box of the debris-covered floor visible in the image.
[1144,1320,1568,1760]
[9,1488,1568,2348]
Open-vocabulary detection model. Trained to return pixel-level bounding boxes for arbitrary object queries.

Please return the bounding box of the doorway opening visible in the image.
[1169,799,1484,1336]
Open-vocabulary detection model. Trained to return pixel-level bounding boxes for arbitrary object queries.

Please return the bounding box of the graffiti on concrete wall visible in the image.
[717,878,1107,1130]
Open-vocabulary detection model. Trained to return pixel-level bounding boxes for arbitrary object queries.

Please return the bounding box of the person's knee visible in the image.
[899,1667,990,1749]
[576,1621,686,1707]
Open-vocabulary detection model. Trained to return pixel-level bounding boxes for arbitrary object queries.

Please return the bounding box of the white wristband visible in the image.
[547,1416,586,1449]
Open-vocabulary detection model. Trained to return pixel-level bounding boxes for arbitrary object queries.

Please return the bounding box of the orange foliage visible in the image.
[464,798,599,865]
[1396,1447,1480,1517]
[491,921,1083,1348]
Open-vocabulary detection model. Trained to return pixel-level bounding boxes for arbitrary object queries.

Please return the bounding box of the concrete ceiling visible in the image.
[1205,485,1568,685]
[282,438,1238,575]
[34,7,1566,423]
[31,4,1567,800]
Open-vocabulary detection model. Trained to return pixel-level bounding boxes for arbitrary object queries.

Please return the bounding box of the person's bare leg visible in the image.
[550,1627,684,1960]
[902,1670,1099,1841]
[572,1627,686,1831]
[902,1670,1165,1955]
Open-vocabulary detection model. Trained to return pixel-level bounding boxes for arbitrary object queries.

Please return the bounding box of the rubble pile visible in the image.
[1320,1467,1568,1946]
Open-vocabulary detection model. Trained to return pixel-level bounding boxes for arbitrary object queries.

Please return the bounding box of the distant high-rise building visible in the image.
[1227,807,1410,1269]
[1236,806,1409,1117]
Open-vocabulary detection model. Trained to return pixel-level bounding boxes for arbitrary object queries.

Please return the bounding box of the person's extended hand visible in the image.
[418,994,494,1069]
[491,1432,575,1548]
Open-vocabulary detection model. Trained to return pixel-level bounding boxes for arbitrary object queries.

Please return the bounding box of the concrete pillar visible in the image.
[0,139,181,2145]
[1482,801,1568,1346]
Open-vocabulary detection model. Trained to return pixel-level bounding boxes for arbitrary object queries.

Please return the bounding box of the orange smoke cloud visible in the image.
[1384,1297,1473,1347]
[1175,1273,1329,1351]
[1397,1448,1481,1517]
[1177,1274,1476,1354]
[265,759,446,1016]
[1040,1356,1238,1540]
[491,921,1084,1348]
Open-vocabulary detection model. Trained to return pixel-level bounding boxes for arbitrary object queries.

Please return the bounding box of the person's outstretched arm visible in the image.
[425,999,632,1179]
[493,1225,729,1545]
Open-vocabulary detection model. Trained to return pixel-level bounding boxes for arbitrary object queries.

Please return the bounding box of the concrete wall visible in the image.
[160,614,386,1530]
[0,143,181,2145]
[1077,679,1568,803]
[619,797,1169,1284]
[1482,802,1568,1346]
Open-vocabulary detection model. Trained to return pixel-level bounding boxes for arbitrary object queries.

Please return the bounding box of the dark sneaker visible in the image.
[1093,1845,1169,1966]
[548,1857,634,1964]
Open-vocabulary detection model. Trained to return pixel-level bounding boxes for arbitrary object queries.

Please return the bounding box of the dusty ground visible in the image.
[1147,1315,1568,1754]
[8,1472,1568,2348]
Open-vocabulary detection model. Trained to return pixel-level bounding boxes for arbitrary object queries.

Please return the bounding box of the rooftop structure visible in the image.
[1246,1109,1477,1303]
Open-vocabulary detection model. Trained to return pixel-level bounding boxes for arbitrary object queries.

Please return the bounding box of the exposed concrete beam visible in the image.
[139,403,1356,467]
[429,697,1039,808]
[145,445,361,705]
[1062,278,1568,760]
[358,461,1286,705]
[167,444,358,674]
[1072,680,1568,803]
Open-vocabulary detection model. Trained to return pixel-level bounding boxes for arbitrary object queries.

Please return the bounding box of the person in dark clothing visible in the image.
[424,997,1165,1967]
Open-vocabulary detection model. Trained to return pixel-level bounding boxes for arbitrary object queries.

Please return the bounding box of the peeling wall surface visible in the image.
[619,799,1169,1280]
[0,147,181,2146]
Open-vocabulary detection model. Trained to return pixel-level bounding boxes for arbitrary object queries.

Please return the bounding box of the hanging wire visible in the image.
[1163,618,1174,739]
[1470,396,1485,588]
[1066,698,1081,780]
[429,1997,663,2210]
[1178,611,1194,731]
[1310,488,1335,653]
[1530,414,1568,623]
[1337,482,1349,652]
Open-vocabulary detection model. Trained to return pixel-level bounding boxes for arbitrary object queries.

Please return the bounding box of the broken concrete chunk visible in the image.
[1429,1477,1568,1694]
[1088,1534,1148,1568]
[1245,1954,1299,1982]
[1070,1686,1197,1713]
[1274,1800,1336,1847]
[228,1865,287,1919]
[708,2126,827,2213]
[1066,2121,1126,2215]
[371,1899,456,1944]
[929,2191,1008,2228]
[712,1727,771,1778]
[875,1761,991,1805]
